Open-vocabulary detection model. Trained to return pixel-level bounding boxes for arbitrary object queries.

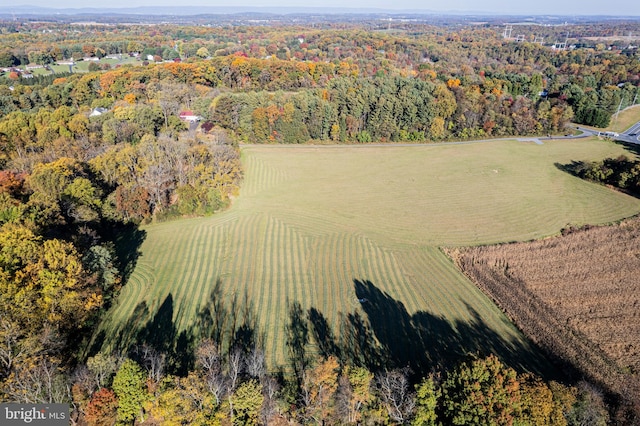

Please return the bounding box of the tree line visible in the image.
[563,155,640,197]
[67,342,609,425]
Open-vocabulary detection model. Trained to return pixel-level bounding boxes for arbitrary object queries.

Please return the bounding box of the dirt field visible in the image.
[450,217,640,411]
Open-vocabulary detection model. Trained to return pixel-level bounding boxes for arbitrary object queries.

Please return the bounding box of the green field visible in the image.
[30,56,141,76]
[93,138,640,373]
[608,104,640,133]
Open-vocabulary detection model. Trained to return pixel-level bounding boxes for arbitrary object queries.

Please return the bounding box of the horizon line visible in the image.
[3,4,640,17]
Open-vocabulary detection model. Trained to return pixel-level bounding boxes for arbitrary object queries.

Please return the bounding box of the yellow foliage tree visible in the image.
[301,356,340,424]
[0,224,101,331]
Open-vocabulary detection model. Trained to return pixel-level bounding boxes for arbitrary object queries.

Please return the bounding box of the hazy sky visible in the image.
[13,0,640,15]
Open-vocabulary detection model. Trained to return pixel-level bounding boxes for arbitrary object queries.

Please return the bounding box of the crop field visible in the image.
[93,138,640,373]
[451,216,640,407]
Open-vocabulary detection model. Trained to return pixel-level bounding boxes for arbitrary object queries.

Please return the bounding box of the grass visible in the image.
[93,137,640,373]
[607,104,640,133]
[30,56,141,76]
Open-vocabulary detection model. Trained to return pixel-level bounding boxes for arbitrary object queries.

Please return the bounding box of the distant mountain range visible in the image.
[2,5,446,16]
[0,5,637,20]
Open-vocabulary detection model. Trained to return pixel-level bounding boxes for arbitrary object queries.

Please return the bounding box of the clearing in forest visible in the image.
[93,138,640,374]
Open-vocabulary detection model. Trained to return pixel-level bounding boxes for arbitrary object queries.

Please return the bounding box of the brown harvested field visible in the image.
[449,217,640,409]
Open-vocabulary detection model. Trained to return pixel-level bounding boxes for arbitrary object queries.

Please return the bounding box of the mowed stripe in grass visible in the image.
[238,151,289,199]
[95,138,640,372]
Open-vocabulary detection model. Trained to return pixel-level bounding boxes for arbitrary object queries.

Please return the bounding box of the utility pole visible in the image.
[613,98,624,129]
[503,24,513,40]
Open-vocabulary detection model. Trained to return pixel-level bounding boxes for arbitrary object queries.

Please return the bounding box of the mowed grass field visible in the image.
[607,104,640,133]
[93,137,640,371]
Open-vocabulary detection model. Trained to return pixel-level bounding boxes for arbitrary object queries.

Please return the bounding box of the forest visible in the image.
[0,16,639,424]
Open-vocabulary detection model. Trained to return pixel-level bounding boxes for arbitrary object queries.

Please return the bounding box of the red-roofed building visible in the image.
[179,111,201,122]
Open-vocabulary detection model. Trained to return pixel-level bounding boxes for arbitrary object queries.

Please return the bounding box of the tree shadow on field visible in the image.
[285,301,310,386]
[138,295,175,353]
[93,278,263,376]
[87,300,149,358]
[196,279,262,357]
[90,294,195,375]
[308,307,341,360]
[197,279,228,349]
[554,160,586,177]
[133,294,195,375]
[232,291,263,354]
[338,310,385,372]
[110,221,147,283]
[352,279,557,379]
[306,306,384,372]
[615,140,640,156]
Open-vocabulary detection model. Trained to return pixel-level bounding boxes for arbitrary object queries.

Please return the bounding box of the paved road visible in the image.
[574,121,640,144]
[240,120,640,149]
[620,121,640,143]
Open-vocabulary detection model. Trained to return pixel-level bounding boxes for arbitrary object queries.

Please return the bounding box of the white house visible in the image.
[179,111,201,122]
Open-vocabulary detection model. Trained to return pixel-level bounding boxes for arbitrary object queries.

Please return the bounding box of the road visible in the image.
[240,120,640,149]
[620,121,640,143]
[574,121,640,145]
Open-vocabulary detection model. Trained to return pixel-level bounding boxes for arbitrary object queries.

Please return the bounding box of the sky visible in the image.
[11,0,640,16]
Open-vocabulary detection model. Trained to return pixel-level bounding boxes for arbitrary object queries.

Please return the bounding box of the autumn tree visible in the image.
[0,224,101,332]
[412,376,439,426]
[440,355,521,426]
[84,388,118,426]
[336,365,374,424]
[519,375,568,426]
[300,356,340,424]
[112,359,148,424]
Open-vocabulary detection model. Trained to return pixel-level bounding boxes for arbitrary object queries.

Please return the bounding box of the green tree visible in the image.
[441,355,521,426]
[112,359,148,424]
[196,47,210,59]
[232,379,264,425]
[0,51,18,67]
[413,377,439,426]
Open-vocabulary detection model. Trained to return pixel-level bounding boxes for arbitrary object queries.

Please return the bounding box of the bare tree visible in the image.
[158,134,189,186]
[245,346,266,380]
[260,375,281,424]
[86,352,118,390]
[227,347,244,422]
[196,339,227,405]
[375,368,415,423]
[6,356,69,404]
[196,339,221,373]
[0,318,25,377]
[138,136,173,213]
[135,344,166,385]
[151,82,181,129]
[207,370,228,406]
